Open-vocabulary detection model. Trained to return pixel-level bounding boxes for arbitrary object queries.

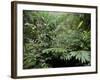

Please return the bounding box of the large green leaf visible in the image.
[70,51,90,63]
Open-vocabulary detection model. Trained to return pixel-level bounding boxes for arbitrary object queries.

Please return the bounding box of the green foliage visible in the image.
[23,10,91,69]
[42,48,67,54]
[70,51,90,64]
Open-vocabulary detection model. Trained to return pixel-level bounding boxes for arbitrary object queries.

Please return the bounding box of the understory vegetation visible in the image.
[23,10,91,69]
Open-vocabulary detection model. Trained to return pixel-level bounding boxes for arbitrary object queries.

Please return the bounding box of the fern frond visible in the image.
[70,51,90,63]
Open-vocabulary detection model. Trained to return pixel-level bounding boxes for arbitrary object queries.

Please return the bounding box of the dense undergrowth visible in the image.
[23,11,91,69]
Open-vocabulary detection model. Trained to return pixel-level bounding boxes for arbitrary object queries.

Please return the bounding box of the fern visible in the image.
[42,48,67,58]
[42,48,67,53]
[70,51,90,63]
[60,52,72,60]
